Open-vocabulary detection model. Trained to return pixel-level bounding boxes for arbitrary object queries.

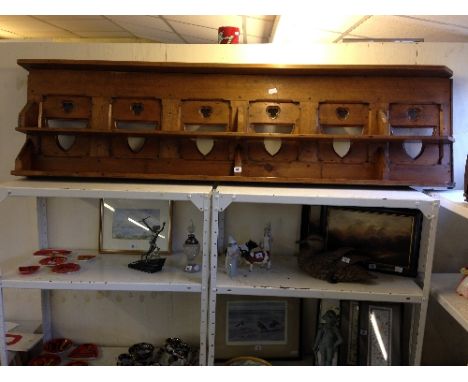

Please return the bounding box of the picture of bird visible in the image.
[296,234,376,283]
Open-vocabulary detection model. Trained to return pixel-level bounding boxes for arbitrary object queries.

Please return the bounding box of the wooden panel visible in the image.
[110,136,159,159]
[112,97,161,125]
[319,103,369,126]
[180,100,230,127]
[248,101,300,128]
[389,104,440,127]
[42,95,91,120]
[40,135,90,157]
[247,141,298,162]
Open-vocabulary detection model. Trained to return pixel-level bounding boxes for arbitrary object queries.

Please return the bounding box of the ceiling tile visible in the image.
[108,16,173,33]
[166,20,219,43]
[165,15,243,31]
[402,15,468,29]
[34,17,123,33]
[74,31,135,38]
[352,15,468,42]
[273,15,366,43]
[246,16,275,43]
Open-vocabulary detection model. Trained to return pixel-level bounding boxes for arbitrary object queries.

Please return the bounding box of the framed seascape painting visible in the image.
[99,198,172,254]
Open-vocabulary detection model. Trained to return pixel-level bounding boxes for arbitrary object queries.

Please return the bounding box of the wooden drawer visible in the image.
[42,95,91,120]
[319,103,368,126]
[112,98,161,125]
[249,101,300,129]
[180,100,230,128]
[389,104,439,127]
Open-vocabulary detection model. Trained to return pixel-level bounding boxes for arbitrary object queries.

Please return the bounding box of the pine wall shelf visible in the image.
[13,60,454,187]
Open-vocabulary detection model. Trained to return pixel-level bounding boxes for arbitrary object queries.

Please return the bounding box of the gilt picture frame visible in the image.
[99,198,172,254]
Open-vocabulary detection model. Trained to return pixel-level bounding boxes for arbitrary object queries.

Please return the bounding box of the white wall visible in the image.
[0,42,467,351]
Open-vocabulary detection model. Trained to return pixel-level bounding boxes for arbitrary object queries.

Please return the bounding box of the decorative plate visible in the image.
[34,249,71,256]
[65,360,89,366]
[43,338,73,354]
[18,265,40,275]
[6,333,22,346]
[28,354,61,366]
[68,343,99,359]
[225,356,272,366]
[39,256,67,266]
[77,255,96,262]
[51,263,81,274]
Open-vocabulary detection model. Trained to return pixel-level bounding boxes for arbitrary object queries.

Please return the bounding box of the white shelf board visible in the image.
[428,190,468,220]
[0,178,212,202]
[216,185,437,214]
[431,273,468,331]
[1,251,201,292]
[215,256,423,303]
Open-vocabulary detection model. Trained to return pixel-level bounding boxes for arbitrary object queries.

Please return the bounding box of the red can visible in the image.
[218,26,240,44]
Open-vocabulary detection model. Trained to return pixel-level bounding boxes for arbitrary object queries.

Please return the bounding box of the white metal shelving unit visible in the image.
[426,190,468,337]
[430,273,468,332]
[0,179,212,366]
[208,185,440,366]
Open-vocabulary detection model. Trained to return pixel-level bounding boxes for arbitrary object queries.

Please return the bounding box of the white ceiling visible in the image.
[1,15,468,43]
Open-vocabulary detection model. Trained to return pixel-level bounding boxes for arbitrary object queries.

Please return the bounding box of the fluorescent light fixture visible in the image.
[127,217,165,239]
[103,203,115,212]
[370,312,388,361]
[272,14,367,44]
[128,217,149,231]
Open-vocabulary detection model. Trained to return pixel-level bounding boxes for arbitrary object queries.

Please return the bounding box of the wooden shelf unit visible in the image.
[13,60,454,187]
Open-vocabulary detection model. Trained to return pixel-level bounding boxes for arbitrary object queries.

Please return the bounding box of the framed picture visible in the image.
[215,295,301,360]
[322,206,423,277]
[339,300,360,366]
[358,302,402,366]
[99,198,172,254]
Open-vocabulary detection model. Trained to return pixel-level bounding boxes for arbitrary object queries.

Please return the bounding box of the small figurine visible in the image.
[313,310,343,366]
[183,220,201,273]
[141,217,166,261]
[239,239,271,272]
[225,236,240,277]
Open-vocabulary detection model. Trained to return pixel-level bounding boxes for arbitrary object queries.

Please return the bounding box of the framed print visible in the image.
[358,302,402,366]
[322,206,423,277]
[99,198,172,254]
[339,300,360,366]
[215,295,301,360]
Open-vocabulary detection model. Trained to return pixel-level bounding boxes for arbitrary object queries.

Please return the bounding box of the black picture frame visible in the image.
[358,301,402,366]
[339,300,360,366]
[321,206,423,277]
[214,295,301,361]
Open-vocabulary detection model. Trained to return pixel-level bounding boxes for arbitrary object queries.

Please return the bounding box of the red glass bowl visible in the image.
[18,265,40,275]
[51,263,81,274]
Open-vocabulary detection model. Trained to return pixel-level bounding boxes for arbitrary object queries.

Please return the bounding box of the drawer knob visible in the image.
[266,105,280,119]
[335,107,349,120]
[131,102,144,116]
[61,100,74,114]
[199,106,213,118]
[407,107,421,122]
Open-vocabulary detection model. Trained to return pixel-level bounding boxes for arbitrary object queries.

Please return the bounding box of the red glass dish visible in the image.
[18,265,40,275]
[6,333,22,346]
[51,263,81,274]
[34,248,71,256]
[77,255,96,261]
[65,360,88,366]
[43,338,73,354]
[28,354,61,366]
[68,343,99,359]
[39,256,67,266]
